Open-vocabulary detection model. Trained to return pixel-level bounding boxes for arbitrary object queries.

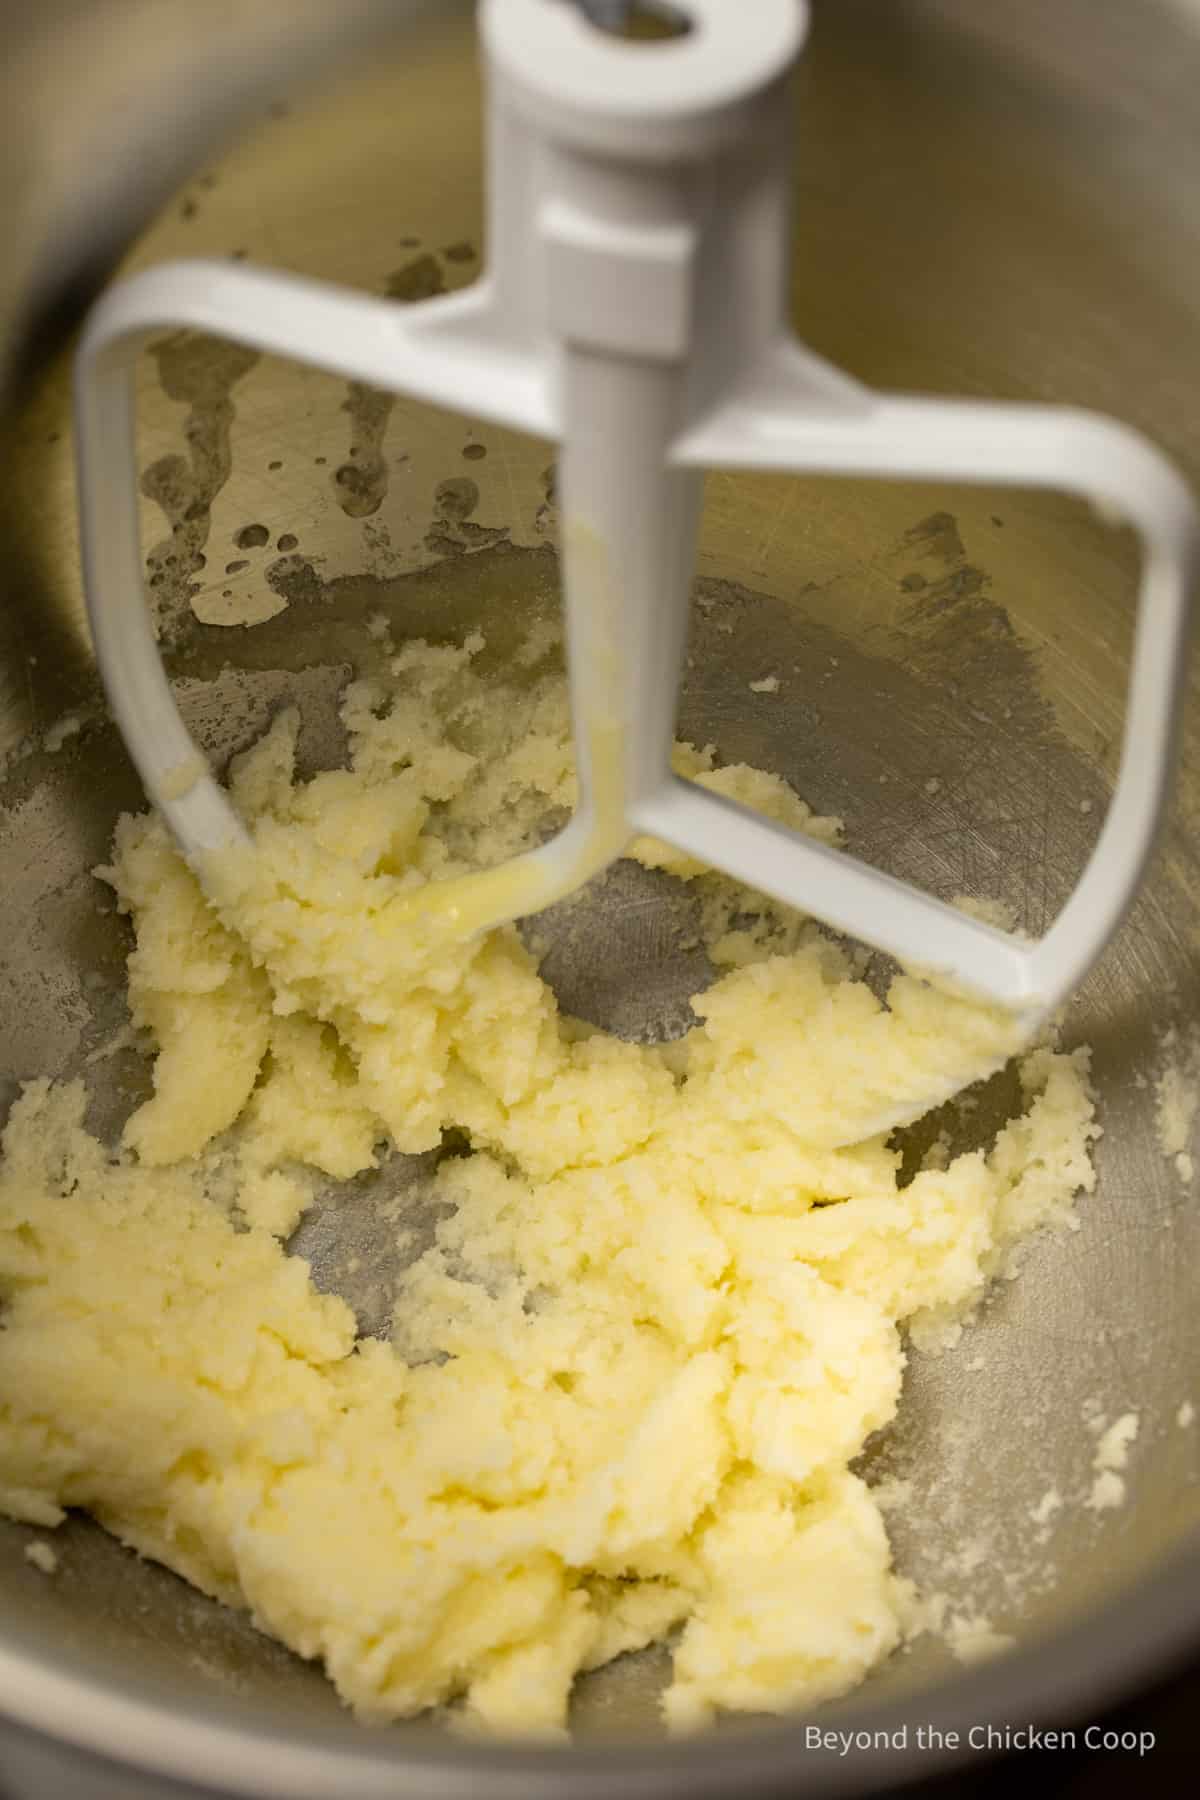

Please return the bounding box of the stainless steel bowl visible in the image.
[2,2,1200,1794]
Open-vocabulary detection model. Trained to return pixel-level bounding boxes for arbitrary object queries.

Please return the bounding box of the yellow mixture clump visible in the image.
[0,631,1096,1736]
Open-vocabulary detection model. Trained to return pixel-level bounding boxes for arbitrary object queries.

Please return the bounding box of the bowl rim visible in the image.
[0,1522,1196,1797]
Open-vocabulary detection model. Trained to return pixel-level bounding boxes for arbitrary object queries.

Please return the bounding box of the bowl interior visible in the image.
[2,0,1200,1762]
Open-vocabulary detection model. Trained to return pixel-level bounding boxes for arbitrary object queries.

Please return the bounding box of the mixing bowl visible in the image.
[2,1,1199,1793]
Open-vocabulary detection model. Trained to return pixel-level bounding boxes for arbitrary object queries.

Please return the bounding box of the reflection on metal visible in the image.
[563,1,694,41]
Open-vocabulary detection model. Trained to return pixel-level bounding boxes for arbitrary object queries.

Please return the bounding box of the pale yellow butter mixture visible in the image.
[0,632,1096,1736]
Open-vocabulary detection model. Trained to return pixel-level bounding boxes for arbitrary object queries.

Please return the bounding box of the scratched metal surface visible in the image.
[1,0,1200,1783]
